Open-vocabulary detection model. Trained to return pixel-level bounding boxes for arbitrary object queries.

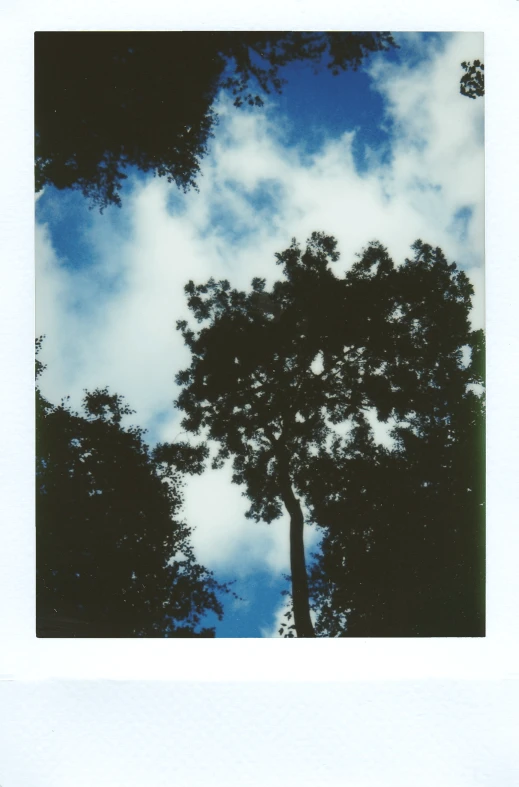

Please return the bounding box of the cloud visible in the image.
[367,33,484,278]
[36,33,485,578]
[260,596,317,638]
[260,597,291,638]
[183,458,320,576]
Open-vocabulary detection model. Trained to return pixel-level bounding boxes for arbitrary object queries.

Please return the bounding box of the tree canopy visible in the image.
[35,31,396,210]
[460,60,484,99]
[175,233,484,637]
[309,334,485,636]
[36,348,226,637]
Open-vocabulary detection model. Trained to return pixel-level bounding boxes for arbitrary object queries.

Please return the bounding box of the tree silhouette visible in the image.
[175,234,483,637]
[36,352,227,637]
[460,60,484,99]
[309,337,485,636]
[35,31,396,210]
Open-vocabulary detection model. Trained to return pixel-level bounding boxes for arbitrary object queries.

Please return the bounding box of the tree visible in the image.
[36,352,227,637]
[460,60,484,99]
[175,233,483,637]
[35,31,396,210]
[308,341,485,636]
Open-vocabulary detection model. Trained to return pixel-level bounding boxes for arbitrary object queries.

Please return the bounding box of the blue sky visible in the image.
[35,32,485,638]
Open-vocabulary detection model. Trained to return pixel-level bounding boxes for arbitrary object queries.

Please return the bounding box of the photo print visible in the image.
[35,32,485,638]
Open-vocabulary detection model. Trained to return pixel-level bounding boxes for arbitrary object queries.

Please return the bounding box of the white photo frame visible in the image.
[1,0,517,686]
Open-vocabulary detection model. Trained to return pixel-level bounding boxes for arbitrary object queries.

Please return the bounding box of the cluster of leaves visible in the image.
[175,234,484,637]
[176,233,345,525]
[308,357,485,637]
[36,350,226,637]
[301,244,485,636]
[35,31,396,210]
[460,60,484,99]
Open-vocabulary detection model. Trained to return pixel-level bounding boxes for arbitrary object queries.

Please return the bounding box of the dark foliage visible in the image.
[35,31,396,210]
[36,353,226,637]
[309,339,485,637]
[460,60,484,99]
[175,234,484,637]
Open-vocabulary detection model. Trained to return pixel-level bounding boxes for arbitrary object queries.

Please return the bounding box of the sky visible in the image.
[35,31,485,638]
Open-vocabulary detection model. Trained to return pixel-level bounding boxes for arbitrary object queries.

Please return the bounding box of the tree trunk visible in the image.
[278,458,315,638]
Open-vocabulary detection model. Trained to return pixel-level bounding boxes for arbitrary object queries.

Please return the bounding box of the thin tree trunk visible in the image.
[278,459,315,638]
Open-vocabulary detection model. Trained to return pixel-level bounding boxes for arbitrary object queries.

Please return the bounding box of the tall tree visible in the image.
[35,31,396,210]
[175,234,483,637]
[36,352,227,637]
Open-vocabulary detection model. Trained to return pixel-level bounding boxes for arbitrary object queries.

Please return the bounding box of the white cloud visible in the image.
[260,597,291,638]
[364,408,398,450]
[368,32,484,281]
[36,33,484,579]
[260,595,318,638]
[183,458,320,576]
